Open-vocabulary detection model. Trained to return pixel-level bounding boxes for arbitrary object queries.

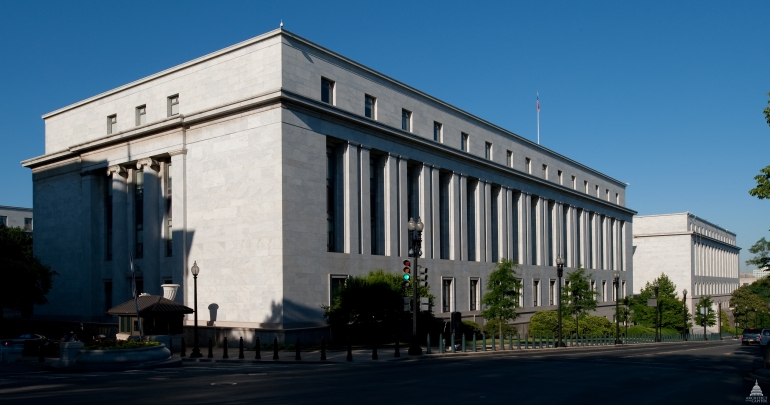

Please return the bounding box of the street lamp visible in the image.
[189,261,202,358]
[407,217,424,356]
[556,256,566,347]
[682,289,688,341]
[653,280,660,342]
[613,271,621,344]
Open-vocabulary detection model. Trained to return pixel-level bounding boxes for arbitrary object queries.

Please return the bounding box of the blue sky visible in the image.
[1,1,768,272]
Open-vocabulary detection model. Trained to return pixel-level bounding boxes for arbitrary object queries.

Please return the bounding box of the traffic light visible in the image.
[419,267,428,287]
[402,260,411,287]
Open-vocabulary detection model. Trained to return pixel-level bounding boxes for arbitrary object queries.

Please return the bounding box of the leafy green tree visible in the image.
[749,93,770,200]
[482,318,518,338]
[528,310,613,337]
[746,237,770,271]
[745,276,770,301]
[0,225,57,318]
[694,296,717,331]
[630,274,690,332]
[721,309,731,331]
[730,286,768,329]
[765,91,770,126]
[561,267,598,336]
[481,258,523,341]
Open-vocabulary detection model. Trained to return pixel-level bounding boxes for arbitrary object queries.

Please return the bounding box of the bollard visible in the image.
[438,336,443,354]
[525,334,529,350]
[492,335,496,351]
[473,334,477,352]
[321,337,327,361]
[273,337,279,360]
[295,337,301,361]
[170,337,174,355]
[255,337,261,359]
[208,337,213,358]
[38,342,45,363]
[394,339,400,358]
[451,333,456,353]
[483,333,487,351]
[427,334,432,354]
[547,335,550,349]
[517,334,521,350]
[509,334,513,351]
[181,337,186,357]
[539,334,543,349]
[223,337,229,359]
[372,338,378,360]
[462,334,466,352]
[346,337,353,362]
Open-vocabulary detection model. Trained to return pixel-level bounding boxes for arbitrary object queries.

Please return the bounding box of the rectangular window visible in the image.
[621,281,626,298]
[606,189,610,201]
[584,180,589,194]
[526,158,531,174]
[23,218,32,231]
[467,180,476,261]
[517,279,523,307]
[558,170,563,185]
[104,281,112,313]
[433,122,442,143]
[370,155,385,255]
[165,163,173,257]
[401,109,411,132]
[533,279,540,307]
[461,132,469,151]
[469,278,479,311]
[134,170,144,259]
[105,176,113,261]
[407,165,420,224]
[365,95,376,119]
[602,280,607,302]
[572,176,576,190]
[615,193,619,204]
[321,78,334,104]
[135,105,146,126]
[442,278,453,313]
[612,281,617,301]
[485,142,492,160]
[167,95,179,116]
[491,186,499,262]
[549,280,556,306]
[439,172,450,260]
[590,280,596,298]
[0,216,6,226]
[596,185,600,197]
[330,275,348,305]
[506,150,512,167]
[542,164,548,180]
[107,114,117,135]
[326,145,343,252]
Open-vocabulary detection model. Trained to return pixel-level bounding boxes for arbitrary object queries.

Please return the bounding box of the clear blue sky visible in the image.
[1,1,768,272]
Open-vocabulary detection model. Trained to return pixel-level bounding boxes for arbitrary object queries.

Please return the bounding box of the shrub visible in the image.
[482,318,517,338]
[529,310,559,336]
[459,320,482,338]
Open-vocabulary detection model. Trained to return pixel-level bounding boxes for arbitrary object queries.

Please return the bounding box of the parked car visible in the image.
[742,328,762,345]
[9,334,59,356]
[760,329,770,347]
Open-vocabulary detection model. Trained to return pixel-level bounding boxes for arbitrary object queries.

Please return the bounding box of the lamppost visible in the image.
[718,302,723,340]
[653,280,660,342]
[407,217,424,356]
[613,271,621,344]
[189,261,202,358]
[682,289,688,341]
[556,256,566,347]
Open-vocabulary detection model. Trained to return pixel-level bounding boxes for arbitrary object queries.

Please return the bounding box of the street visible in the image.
[0,340,761,404]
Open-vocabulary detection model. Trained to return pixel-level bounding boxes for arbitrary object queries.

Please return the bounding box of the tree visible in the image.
[749,93,770,200]
[481,258,523,341]
[746,237,770,271]
[694,296,717,331]
[730,285,768,329]
[0,225,57,318]
[629,274,690,332]
[561,267,598,336]
[529,310,613,337]
[765,92,770,126]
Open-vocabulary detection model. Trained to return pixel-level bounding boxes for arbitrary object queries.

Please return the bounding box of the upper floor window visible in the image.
[558,170,563,185]
[107,114,117,135]
[461,133,469,152]
[321,78,335,104]
[485,142,492,160]
[584,180,589,194]
[365,95,376,119]
[595,185,600,197]
[136,105,146,126]
[434,122,443,143]
[168,95,179,116]
[606,189,610,201]
[542,164,548,180]
[23,218,32,231]
[506,150,512,167]
[0,216,6,227]
[572,175,576,190]
[525,158,531,174]
[402,109,412,132]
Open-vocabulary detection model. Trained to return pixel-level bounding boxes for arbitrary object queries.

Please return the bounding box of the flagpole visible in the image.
[537,92,540,145]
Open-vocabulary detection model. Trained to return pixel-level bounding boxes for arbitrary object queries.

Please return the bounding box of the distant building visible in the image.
[741,273,759,286]
[633,213,740,331]
[752,268,769,279]
[0,205,33,234]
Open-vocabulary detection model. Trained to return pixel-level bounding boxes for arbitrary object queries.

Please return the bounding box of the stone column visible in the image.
[623,221,633,275]
[359,146,371,256]
[136,158,160,295]
[483,181,491,262]
[80,172,100,316]
[344,142,360,255]
[449,172,461,261]
[505,188,514,262]
[419,163,432,259]
[430,166,440,259]
[398,156,409,257]
[500,186,509,261]
[459,174,468,261]
[384,153,398,256]
[519,192,530,265]
[614,219,622,271]
[169,150,187,303]
[555,202,563,266]
[107,165,130,304]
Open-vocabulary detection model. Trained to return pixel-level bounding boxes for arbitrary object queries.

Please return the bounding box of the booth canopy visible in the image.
[107,295,193,316]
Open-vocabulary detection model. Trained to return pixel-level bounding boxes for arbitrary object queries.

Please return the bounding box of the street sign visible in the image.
[403,297,410,311]
[420,297,429,311]
[647,299,657,307]
[700,307,708,315]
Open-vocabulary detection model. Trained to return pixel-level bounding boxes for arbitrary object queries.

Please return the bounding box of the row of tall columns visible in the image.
[694,242,739,278]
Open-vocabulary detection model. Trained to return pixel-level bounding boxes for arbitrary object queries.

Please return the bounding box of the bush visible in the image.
[459,320,482,338]
[529,310,559,336]
[483,318,517,338]
[83,340,161,350]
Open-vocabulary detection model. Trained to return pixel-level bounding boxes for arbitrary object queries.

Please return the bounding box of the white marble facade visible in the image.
[23,28,635,331]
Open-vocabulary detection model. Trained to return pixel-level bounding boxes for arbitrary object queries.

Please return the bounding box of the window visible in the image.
[327,146,341,252]
[485,142,492,160]
[612,281,617,301]
[439,172,450,260]
[506,150,512,167]
[590,280,596,297]
[107,114,117,134]
[469,278,479,311]
[549,280,556,306]
[606,189,610,201]
[572,176,576,190]
[104,281,112,313]
[533,279,540,306]
[558,170,563,185]
[461,133,469,151]
[442,278,453,313]
[105,176,113,261]
[517,279,523,307]
[466,181,476,261]
[23,218,32,231]
[370,156,385,255]
[134,169,144,258]
[596,185,600,197]
[0,216,6,227]
[321,78,334,104]
[401,109,412,132]
[525,158,531,174]
[602,280,607,302]
[135,105,146,126]
[167,95,179,116]
[584,180,589,194]
[165,163,173,257]
[365,95,376,119]
[431,122,442,143]
[542,164,548,180]
[616,193,619,204]
[330,275,348,304]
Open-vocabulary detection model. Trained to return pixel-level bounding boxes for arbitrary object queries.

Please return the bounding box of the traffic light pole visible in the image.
[408,229,423,356]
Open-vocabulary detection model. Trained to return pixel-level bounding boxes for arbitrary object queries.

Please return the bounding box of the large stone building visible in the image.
[633,213,740,330]
[22,28,635,337]
[0,205,33,234]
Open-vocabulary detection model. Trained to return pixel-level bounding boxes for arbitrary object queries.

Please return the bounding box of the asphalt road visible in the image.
[0,340,763,404]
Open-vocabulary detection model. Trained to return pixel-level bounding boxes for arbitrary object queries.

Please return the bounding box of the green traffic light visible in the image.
[403,274,410,280]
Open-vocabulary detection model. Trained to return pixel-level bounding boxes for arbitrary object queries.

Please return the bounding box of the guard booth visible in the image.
[107,294,193,352]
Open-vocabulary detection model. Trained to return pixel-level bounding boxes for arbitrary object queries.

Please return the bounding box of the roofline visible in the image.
[39,27,627,187]
[0,205,33,212]
[635,212,736,236]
